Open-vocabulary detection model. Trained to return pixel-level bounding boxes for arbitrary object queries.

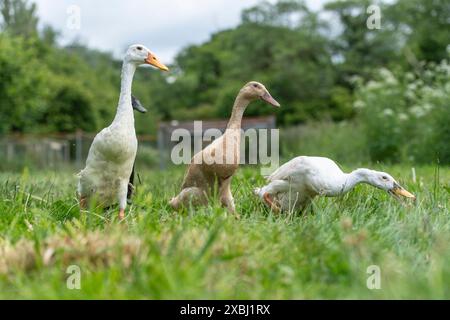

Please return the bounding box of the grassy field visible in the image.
[0,164,449,299]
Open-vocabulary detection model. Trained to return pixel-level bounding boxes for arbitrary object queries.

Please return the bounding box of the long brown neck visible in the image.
[227,94,250,130]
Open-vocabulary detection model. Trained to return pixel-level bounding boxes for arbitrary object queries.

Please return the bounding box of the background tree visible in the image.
[0,0,38,37]
[0,0,448,163]
[325,0,402,84]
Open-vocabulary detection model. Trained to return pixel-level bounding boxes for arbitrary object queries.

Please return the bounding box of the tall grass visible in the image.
[0,165,449,299]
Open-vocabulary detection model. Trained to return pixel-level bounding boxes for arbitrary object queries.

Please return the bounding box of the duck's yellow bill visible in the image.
[392,186,416,199]
[145,52,169,71]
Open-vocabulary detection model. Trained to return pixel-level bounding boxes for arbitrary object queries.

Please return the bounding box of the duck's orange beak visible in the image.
[145,52,169,71]
[390,183,416,200]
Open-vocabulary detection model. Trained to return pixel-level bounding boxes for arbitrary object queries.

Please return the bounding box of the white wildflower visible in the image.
[439,59,450,75]
[445,82,450,92]
[405,89,416,100]
[379,68,398,85]
[410,105,426,118]
[398,113,409,121]
[424,70,433,78]
[422,86,444,99]
[422,103,433,112]
[353,100,366,109]
[405,72,415,81]
[348,75,362,86]
[408,83,417,91]
[367,81,382,90]
[383,108,394,116]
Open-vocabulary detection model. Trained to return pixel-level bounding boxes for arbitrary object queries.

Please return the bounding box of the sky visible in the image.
[32,0,327,63]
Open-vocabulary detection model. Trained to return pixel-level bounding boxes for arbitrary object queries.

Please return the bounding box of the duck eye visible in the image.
[382,176,388,180]
[253,84,258,88]
[137,46,143,51]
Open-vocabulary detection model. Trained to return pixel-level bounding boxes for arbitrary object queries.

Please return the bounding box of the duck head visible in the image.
[125,44,169,71]
[364,170,416,200]
[240,81,280,107]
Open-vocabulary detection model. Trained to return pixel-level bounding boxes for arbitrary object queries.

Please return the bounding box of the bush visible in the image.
[135,145,160,169]
[280,121,369,164]
[354,58,450,164]
[0,35,51,134]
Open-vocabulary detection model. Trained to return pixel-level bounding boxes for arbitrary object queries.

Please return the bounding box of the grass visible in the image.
[0,164,449,299]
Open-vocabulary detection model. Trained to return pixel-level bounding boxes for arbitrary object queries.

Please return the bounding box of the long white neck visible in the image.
[113,61,137,124]
[340,168,373,194]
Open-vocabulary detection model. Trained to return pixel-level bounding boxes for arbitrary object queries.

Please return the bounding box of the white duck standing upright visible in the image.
[78,44,168,219]
[255,156,416,213]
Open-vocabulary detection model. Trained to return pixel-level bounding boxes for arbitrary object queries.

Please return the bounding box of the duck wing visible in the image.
[268,156,309,182]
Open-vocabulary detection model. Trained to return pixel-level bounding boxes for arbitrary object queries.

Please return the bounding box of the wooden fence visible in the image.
[0,131,156,169]
[1,116,277,170]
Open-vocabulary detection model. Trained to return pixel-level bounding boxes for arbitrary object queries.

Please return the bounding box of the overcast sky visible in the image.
[32,0,328,63]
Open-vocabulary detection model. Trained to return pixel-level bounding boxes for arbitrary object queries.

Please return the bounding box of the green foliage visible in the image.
[36,75,98,133]
[325,0,402,82]
[0,0,449,160]
[389,0,450,63]
[135,145,160,168]
[354,59,450,164]
[170,1,336,124]
[0,0,38,37]
[0,35,50,133]
[280,121,369,164]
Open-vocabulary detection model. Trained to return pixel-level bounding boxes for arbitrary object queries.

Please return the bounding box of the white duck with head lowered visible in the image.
[255,156,416,213]
[77,44,168,219]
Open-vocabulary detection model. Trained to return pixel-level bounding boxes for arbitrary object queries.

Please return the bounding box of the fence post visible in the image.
[157,126,166,170]
[6,142,13,161]
[65,140,70,163]
[76,129,83,169]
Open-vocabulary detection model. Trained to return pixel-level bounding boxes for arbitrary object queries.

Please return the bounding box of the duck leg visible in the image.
[127,163,136,204]
[258,180,290,213]
[169,187,207,210]
[79,196,87,210]
[263,193,281,213]
[219,177,236,214]
[118,180,129,220]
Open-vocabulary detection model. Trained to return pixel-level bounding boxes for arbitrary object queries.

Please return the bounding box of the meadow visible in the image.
[0,0,448,301]
[0,164,449,299]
